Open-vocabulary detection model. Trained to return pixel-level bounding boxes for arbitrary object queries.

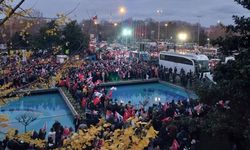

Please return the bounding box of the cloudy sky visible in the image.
[22,0,250,26]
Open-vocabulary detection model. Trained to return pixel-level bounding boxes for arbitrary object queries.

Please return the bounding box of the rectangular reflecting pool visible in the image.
[0,93,74,137]
[109,83,197,107]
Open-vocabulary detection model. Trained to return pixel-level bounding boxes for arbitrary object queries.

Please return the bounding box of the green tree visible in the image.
[31,21,61,50]
[199,0,250,149]
[62,20,89,54]
[10,32,31,49]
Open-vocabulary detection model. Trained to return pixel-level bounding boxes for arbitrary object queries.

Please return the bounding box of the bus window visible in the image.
[160,54,165,60]
[192,59,200,73]
[165,55,193,65]
[198,60,209,72]
[160,54,193,65]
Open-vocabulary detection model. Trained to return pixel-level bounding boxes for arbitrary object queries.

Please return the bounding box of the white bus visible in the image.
[159,51,209,74]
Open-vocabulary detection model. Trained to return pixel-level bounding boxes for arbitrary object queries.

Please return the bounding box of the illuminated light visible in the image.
[122,28,132,37]
[165,23,168,27]
[119,6,126,15]
[114,23,118,27]
[156,9,163,14]
[178,32,188,41]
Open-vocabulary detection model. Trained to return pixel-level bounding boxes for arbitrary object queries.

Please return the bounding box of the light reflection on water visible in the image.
[110,83,195,107]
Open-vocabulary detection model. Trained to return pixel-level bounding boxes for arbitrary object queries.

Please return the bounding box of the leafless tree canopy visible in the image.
[15,113,38,132]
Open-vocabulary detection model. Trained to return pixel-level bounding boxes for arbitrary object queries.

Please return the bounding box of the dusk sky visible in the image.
[22,0,250,27]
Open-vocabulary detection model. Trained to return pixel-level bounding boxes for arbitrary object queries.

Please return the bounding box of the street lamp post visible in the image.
[207,38,210,47]
[156,10,163,41]
[119,6,127,47]
[165,23,168,41]
[122,28,132,50]
[197,15,202,46]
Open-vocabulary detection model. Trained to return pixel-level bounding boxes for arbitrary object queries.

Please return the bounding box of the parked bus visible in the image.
[159,51,209,74]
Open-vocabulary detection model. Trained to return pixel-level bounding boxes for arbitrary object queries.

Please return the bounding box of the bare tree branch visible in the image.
[0,0,26,26]
[16,113,38,132]
[1,3,33,18]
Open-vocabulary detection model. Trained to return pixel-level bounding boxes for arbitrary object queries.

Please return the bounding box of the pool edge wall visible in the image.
[98,78,159,87]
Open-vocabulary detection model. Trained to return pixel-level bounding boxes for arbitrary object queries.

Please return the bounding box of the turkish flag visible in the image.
[108,90,113,98]
[161,117,172,123]
[78,74,84,81]
[82,98,87,107]
[66,77,70,88]
[171,139,180,150]
[93,97,101,106]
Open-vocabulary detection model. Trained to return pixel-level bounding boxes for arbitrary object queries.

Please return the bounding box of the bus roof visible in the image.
[160,51,209,61]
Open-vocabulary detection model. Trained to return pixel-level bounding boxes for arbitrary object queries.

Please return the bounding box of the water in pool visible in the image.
[0,93,74,137]
[110,83,196,107]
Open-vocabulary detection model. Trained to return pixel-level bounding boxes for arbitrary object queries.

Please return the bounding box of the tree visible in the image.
[0,0,26,26]
[62,20,89,54]
[9,32,31,49]
[31,20,62,50]
[199,0,250,149]
[15,113,38,132]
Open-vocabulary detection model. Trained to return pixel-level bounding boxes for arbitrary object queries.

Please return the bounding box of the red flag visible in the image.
[106,110,113,119]
[94,80,102,86]
[78,73,84,81]
[93,97,101,106]
[194,104,202,115]
[73,82,78,91]
[108,90,113,98]
[59,80,65,86]
[219,100,225,108]
[81,98,87,107]
[171,139,180,150]
[66,77,70,88]
[123,111,130,121]
[92,15,98,20]
[161,117,172,123]
[163,103,170,111]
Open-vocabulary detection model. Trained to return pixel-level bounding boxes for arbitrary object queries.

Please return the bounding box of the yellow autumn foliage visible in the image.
[57,118,158,150]
[6,129,45,148]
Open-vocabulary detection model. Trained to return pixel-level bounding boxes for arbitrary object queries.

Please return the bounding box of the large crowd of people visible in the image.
[0,51,58,89]
[0,51,219,150]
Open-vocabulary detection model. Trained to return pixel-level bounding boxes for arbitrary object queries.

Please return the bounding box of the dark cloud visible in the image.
[22,0,249,26]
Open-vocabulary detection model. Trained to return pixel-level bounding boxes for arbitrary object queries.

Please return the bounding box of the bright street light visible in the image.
[207,38,210,47]
[156,9,163,14]
[114,23,118,27]
[165,23,168,27]
[119,6,126,15]
[178,32,188,41]
[122,28,132,37]
[122,28,132,51]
